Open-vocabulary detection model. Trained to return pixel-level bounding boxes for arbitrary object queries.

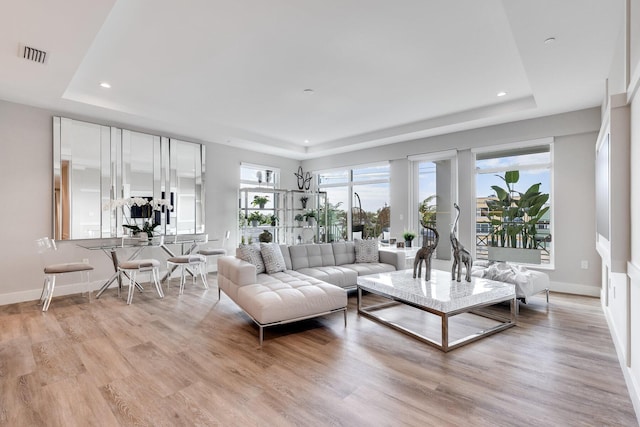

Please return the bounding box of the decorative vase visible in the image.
[259,230,273,243]
[301,200,307,209]
[405,240,412,248]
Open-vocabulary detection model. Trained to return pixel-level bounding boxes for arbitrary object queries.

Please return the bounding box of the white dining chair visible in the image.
[36,237,94,311]
[197,231,230,274]
[166,254,208,294]
[116,236,164,305]
[118,258,164,305]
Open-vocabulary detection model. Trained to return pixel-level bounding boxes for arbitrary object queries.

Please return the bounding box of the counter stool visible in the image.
[37,237,94,312]
[118,259,164,305]
[167,254,208,294]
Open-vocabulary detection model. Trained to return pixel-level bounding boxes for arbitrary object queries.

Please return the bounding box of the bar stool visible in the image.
[37,237,94,312]
[197,231,229,274]
[118,259,164,305]
[166,254,208,294]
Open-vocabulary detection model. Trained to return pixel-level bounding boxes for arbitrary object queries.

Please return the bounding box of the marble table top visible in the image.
[357,269,515,313]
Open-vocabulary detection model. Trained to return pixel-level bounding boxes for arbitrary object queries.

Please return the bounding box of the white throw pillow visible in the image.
[355,239,379,263]
[238,244,265,274]
[260,242,287,274]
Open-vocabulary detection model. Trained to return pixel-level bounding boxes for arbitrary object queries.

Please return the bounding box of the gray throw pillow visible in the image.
[260,242,287,274]
[355,239,379,263]
[238,244,265,274]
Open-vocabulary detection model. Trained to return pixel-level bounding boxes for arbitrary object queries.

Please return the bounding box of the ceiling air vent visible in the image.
[20,44,48,64]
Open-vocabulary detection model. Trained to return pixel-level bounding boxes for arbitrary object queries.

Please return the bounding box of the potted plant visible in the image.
[294,213,304,226]
[251,195,269,209]
[300,195,309,209]
[403,230,416,247]
[267,214,278,226]
[304,210,317,226]
[485,170,550,264]
[248,211,263,227]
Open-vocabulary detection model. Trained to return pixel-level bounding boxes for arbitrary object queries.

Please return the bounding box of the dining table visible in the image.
[78,234,216,298]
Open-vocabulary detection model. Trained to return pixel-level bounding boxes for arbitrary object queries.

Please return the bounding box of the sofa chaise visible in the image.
[217,241,403,344]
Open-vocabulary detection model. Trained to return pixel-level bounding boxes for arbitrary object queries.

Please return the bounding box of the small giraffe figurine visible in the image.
[451,203,473,282]
[413,222,439,280]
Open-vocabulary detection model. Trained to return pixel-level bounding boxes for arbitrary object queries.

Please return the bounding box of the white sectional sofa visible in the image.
[217,241,403,344]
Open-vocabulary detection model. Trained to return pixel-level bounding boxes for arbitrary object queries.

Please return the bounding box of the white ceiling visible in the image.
[0,0,624,160]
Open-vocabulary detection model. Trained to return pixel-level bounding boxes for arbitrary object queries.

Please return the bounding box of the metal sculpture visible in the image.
[451,203,473,282]
[413,221,439,280]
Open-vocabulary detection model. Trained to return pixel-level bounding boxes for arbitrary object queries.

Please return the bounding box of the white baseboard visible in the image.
[602,299,640,422]
[0,280,104,307]
[549,280,600,297]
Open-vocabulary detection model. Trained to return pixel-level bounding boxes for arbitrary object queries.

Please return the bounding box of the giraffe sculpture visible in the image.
[413,221,439,280]
[451,203,473,282]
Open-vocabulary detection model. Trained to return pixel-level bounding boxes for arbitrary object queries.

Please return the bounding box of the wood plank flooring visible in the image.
[0,277,636,426]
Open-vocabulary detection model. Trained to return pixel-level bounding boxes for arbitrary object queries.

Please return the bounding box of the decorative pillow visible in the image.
[355,239,379,263]
[238,244,265,274]
[260,242,287,274]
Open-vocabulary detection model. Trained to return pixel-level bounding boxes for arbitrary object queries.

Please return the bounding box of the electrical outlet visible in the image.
[580,260,589,269]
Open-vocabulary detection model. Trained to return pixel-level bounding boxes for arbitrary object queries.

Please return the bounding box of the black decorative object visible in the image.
[413,223,439,280]
[304,172,312,190]
[294,166,313,190]
[295,166,305,190]
[259,230,273,243]
[451,203,473,282]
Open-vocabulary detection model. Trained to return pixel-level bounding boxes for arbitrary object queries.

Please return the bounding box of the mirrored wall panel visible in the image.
[53,117,206,240]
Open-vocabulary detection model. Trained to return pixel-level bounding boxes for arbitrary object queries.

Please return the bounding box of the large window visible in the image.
[475,143,553,265]
[319,164,389,241]
[412,152,457,260]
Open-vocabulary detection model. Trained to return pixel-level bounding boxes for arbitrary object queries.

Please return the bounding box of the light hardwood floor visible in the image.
[0,277,636,426]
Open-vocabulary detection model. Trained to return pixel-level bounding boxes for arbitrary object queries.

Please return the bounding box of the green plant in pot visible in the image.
[303,210,317,225]
[294,213,304,226]
[403,230,416,247]
[485,170,549,263]
[267,214,278,226]
[248,211,264,227]
[251,195,269,209]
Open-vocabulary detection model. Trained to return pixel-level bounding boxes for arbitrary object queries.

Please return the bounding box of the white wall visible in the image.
[303,108,602,295]
[600,0,640,420]
[0,99,299,305]
[626,18,640,420]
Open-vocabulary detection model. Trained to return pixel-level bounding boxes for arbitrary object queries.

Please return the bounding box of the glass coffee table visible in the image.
[357,269,516,352]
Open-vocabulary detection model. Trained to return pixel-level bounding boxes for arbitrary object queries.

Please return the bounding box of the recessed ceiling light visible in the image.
[304,139,309,144]
[100,82,111,88]
[544,37,556,45]
[303,89,314,94]
[497,91,507,97]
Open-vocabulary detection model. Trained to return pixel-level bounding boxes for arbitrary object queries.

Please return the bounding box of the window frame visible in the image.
[472,138,555,268]
[317,162,390,241]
